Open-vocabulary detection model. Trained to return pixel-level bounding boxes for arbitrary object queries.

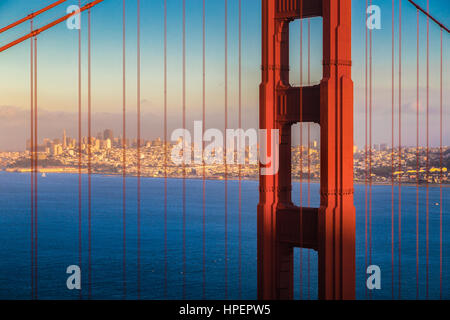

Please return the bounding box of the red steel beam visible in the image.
[0,0,67,34]
[0,0,105,53]
[275,0,322,19]
[407,0,449,33]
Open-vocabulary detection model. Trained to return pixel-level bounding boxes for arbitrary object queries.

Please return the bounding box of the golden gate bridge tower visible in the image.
[258,0,355,300]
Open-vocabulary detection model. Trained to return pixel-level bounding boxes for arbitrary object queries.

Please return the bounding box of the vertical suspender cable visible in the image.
[30,19,35,300]
[136,0,141,300]
[34,36,38,300]
[122,0,127,299]
[238,0,242,300]
[299,4,303,298]
[364,0,369,299]
[391,0,395,300]
[439,28,443,300]
[224,0,228,300]
[416,8,420,300]
[425,0,430,299]
[87,7,93,299]
[369,0,373,283]
[202,0,206,300]
[77,0,83,299]
[224,0,230,300]
[163,0,168,299]
[182,0,187,300]
[398,0,402,299]
[307,18,310,300]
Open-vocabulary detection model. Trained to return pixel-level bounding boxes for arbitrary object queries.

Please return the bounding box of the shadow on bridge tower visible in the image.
[258,0,355,300]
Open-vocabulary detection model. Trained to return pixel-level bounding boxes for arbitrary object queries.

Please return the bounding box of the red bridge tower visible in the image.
[258,0,355,300]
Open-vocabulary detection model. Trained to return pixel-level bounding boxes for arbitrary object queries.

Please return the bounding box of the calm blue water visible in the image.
[0,171,448,300]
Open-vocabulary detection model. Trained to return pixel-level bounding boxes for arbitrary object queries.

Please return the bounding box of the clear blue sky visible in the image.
[0,0,448,150]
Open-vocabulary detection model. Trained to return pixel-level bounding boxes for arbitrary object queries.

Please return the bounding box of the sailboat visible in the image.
[41,172,47,178]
